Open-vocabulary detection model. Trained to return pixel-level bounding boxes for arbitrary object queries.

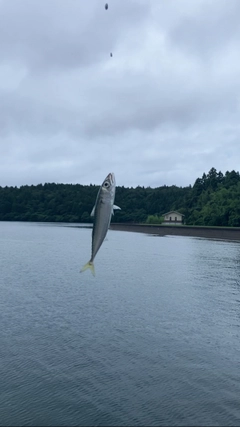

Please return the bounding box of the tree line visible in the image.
[0,167,240,226]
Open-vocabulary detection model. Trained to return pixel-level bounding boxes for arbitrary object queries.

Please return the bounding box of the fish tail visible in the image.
[80,261,95,276]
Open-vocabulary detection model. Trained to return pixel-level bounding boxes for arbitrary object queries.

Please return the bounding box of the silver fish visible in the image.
[80,172,120,276]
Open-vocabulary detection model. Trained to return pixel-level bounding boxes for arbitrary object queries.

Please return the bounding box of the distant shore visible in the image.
[110,223,240,241]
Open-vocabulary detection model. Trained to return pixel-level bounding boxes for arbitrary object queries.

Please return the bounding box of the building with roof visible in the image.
[162,211,184,225]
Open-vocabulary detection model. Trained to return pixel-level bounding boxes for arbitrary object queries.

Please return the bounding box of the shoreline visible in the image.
[110,223,240,241]
[2,221,240,242]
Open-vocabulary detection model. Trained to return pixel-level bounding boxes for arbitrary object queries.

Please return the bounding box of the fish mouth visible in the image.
[107,172,115,186]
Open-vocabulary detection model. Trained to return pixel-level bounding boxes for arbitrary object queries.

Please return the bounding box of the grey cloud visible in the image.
[0,0,240,188]
[0,0,149,71]
[167,0,240,59]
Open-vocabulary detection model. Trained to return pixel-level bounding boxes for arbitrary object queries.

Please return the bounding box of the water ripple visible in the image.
[0,223,240,426]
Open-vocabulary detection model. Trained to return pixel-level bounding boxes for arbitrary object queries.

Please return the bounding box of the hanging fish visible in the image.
[80,172,121,276]
[105,3,108,10]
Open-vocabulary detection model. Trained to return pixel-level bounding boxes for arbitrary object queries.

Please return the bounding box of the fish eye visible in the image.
[104,181,110,188]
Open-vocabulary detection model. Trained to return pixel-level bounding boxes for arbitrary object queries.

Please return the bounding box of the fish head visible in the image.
[101,172,116,195]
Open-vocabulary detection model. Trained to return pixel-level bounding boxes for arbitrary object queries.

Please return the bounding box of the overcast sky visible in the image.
[1,0,240,188]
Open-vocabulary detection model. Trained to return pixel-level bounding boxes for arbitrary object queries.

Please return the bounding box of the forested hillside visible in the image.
[185,168,240,226]
[0,168,240,226]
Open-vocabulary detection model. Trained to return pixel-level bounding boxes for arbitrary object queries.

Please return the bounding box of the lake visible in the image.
[0,221,240,426]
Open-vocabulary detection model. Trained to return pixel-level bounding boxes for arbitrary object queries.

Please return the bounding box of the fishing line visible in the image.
[104,1,114,170]
[105,3,112,58]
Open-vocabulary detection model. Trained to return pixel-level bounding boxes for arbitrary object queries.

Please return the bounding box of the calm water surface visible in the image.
[0,222,240,426]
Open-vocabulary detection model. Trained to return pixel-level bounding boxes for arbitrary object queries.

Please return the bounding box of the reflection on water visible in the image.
[0,222,240,426]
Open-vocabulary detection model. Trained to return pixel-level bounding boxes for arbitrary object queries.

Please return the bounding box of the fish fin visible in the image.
[90,206,95,217]
[80,261,95,276]
[112,205,121,215]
